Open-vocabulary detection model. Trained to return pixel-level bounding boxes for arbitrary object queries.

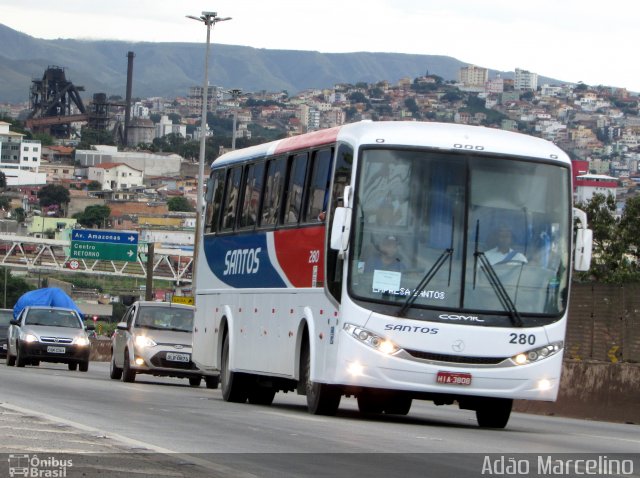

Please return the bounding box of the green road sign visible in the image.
[70,240,138,262]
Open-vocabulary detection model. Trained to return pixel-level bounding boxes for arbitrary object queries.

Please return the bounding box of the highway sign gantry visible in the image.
[70,229,139,262]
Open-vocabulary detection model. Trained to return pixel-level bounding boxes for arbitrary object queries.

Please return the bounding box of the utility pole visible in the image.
[145,242,154,301]
[229,88,242,150]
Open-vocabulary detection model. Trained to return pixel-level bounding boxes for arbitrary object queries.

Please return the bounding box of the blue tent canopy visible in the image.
[13,287,84,320]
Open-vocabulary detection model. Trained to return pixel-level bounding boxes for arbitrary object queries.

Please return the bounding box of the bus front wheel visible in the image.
[302,341,341,415]
[221,334,248,403]
[475,398,512,428]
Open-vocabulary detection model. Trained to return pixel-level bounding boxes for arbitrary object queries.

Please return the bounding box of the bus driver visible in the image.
[485,226,527,266]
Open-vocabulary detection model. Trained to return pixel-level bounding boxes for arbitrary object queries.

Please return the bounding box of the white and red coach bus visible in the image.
[192,120,592,428]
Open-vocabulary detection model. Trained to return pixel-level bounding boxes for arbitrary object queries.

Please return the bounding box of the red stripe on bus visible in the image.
[274,126,341,154]
[274,226,326,287]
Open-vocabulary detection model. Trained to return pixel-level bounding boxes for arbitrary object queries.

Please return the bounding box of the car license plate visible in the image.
[47,346,66,354]
[436,371,472,386]
[166,352,189,362]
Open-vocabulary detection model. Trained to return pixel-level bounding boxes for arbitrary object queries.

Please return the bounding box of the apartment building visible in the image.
[0,121,45,185]
[514,68,538,91]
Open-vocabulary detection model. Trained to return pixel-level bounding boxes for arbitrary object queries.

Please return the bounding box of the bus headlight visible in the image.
[343,323,400,355]
[511,341,563,365]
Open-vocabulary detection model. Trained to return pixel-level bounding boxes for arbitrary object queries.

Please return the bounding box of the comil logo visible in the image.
[8,454,73,477]
[439,314,484,323]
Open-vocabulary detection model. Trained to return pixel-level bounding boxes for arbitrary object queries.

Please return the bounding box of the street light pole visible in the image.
[186,11,231,302]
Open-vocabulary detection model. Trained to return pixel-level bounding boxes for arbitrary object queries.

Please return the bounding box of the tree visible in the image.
[618,195,640,266]
[13,207,25,224]
[31,132,55,146]
[0,196,9,210]
[0,268,34,309]
[73,205,111,228]
[575,193,640,283]
[0,171,6,189]
[167,196,194,212]
[38,184,70,208]
[87,180,102,191]
[404,98,421,118]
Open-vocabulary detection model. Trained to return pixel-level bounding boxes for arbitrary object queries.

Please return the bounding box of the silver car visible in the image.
[110,301,218,388]
[6,306,93,371]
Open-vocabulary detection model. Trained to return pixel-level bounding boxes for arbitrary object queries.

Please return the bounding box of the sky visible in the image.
[1,0,638,92]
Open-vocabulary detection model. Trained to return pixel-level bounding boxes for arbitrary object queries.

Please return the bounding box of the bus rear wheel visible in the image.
[247,384,276,405]
[475,398,512,428]
[221,334,248,403]
[302,341,341,415]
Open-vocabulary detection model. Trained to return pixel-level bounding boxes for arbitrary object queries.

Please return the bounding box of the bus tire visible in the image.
[384,394,412,415]
[475,398,512,428]
[357,394,385,415]
[221,334,248,403]
[302,341,341,415]
[247,385,276,405]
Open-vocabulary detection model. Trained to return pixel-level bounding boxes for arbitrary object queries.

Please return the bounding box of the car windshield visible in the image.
[0,310,12,325]
[135,307,193,332]
[348,148,571,325]
[24,309,82,328]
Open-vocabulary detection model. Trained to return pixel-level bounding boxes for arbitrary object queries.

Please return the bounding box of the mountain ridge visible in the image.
[0,23,558,104]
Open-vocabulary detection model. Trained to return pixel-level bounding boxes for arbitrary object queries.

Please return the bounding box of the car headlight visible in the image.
[22,333,38,343]
[135,335,157,348]
[511,341,563,365]
[343,323,400,355]
[73,336,91,347]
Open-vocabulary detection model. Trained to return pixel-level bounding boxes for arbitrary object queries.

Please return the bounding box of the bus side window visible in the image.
[238,161,265,229]
[283,152,309,225]
[205,169,226,234]
[221,166,243,231]
[260,157,287,227]
[304,148,332,223]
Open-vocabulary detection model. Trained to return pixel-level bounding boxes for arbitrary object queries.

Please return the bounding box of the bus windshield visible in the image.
[348,148,570,322]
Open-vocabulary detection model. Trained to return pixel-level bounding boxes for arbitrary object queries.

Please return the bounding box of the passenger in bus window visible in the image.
[365,235,407,273]
[485,226,528,265]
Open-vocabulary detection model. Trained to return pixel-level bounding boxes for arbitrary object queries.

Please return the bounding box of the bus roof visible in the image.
[211,121,570,169]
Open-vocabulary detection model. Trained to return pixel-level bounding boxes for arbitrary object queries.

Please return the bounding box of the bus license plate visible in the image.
[436,371,472,386]
[47,346,66,354]
[166,352,189,362]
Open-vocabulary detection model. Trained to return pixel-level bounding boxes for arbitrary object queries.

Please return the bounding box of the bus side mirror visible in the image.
[574,228,592,271]
[573,207,592,272]
[330,206,352,256]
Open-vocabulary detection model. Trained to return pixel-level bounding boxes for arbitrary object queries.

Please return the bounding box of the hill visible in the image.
[0,23,555,104]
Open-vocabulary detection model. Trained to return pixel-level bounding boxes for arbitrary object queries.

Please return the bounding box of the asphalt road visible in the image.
[0,360,638,477]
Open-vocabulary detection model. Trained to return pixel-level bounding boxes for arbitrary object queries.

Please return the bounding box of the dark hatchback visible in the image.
[0,309,11,358]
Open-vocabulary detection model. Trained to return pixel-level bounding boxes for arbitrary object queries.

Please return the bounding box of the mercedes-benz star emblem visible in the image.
[452,340,465,352]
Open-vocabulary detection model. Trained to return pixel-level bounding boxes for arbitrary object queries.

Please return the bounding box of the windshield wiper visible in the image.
[398,218,455,317]
[473,221,523,327]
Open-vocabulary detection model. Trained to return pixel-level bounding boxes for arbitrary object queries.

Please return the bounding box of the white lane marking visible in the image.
[263,410,327,422]
[1,402,257,478]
